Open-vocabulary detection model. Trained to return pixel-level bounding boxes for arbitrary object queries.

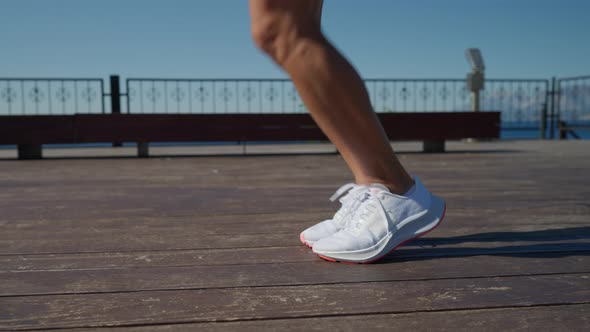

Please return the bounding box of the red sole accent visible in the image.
[299,233,306,245]
[315,203,447,264]
[300,233,313,248]
[317,254,338,262]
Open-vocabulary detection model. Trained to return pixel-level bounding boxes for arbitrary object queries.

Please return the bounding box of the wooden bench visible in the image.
[0,112,500,159]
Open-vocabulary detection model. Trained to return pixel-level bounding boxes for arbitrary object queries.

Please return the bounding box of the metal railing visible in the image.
[483,79,549,128]
[2,75,588,139]
[126,78,550,129]
[558,76,590,125]
[365,79,549,129]
[126,79,304,114]
[0,78,104,115]
[126,78,479,115]
[365,79,468,113]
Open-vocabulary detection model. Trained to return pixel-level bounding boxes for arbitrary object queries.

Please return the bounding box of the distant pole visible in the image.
[110,75,123,147]
[471,88,481,112]
[464,49,485,142]
[465,49,485,113]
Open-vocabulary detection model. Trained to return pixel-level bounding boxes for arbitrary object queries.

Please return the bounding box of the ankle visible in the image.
[355,176,414,195]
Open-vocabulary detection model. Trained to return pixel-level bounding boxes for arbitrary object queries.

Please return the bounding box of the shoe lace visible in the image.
[345,190,388,234]
[329,183,367,225]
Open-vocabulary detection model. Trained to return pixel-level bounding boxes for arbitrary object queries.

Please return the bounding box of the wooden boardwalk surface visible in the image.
[1,140,589,331]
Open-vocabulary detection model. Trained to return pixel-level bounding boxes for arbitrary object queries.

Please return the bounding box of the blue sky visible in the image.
[1,0,588,80]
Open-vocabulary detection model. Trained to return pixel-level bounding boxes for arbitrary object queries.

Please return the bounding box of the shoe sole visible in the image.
[314,195,446,264]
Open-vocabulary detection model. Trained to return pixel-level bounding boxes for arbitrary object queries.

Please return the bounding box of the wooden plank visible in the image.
[1,160,587,224]
[2,224,588,255]
[2,208,588,254]
[0,184,336,221]
[1,253,589,296]
[2,181,588,224]
[0,112,500,145]
[1,163,587,226]
[0,116,75,144]
[379,112,501,140]
[2,221,589,251]
[1,238,589,271]
[1,159,587,222]
[1,274,588,330]
[0,247,316,271]
[1,202,587,242]
[67,304,590,331]
[2,194,588,228]
[2,198,587,230]
[74,114,327,142]
[1,199,588,241]
[0,235,586,271]
[2,198,588,235]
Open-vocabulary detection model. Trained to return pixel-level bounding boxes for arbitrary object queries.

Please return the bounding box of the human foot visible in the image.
[312,177,445,263]
[299,183,367,247]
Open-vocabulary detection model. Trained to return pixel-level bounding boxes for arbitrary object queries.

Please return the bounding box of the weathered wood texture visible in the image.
[75,304,590,332]
[0,140,589,330]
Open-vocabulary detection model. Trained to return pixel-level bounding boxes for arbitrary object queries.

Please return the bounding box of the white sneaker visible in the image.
[299,183,368,247]
[312,177,446,263]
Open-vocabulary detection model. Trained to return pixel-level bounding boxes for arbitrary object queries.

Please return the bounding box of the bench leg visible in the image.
[137,142,149,158]
[423,140,445,153]
[17,144,43,160]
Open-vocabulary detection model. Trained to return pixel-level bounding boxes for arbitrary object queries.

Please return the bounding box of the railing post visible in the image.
[110,75,123,147]
[548,77,557,139]
[110,75,121,114]
[540,102,547,139]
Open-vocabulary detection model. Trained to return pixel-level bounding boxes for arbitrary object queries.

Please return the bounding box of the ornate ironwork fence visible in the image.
[125,78,550,130]
[2,75,588,138]
[558,76,590,125]
[0,78,104,115]
[484,79,549,129]
[364,79,549,130]
[126,79,304,114]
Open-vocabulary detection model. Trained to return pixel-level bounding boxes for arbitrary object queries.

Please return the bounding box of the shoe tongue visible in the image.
[369,183,390,194]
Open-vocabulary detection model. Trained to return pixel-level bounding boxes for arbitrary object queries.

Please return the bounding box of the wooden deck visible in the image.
[1,140,589,331]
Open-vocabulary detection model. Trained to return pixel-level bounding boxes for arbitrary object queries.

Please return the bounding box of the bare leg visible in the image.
[249,0,413,194]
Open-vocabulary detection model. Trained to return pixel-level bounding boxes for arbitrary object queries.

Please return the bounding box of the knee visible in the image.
[250,16,320,66]
[250,17,281,57]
